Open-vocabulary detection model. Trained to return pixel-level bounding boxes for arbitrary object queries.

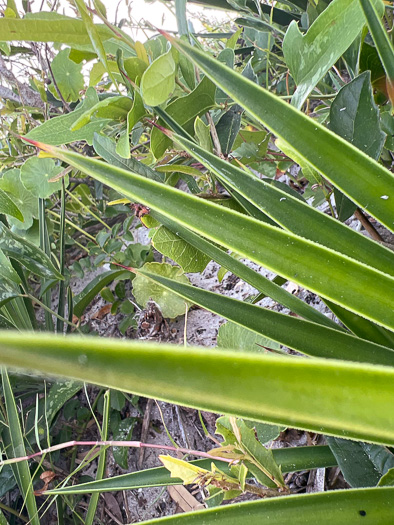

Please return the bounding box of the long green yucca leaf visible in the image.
[138,487,394,524]
[166,36,394,233]
[136,268,394,366]
[1,369,39,525]
[22,141,394,332]
[47,446,336,495]
[1,332,394,444]
[169,133,394,277]
[152,211,341,330]
[358,0,394,106]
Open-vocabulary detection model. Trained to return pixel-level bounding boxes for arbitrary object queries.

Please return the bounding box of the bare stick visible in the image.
[0,440,234,467]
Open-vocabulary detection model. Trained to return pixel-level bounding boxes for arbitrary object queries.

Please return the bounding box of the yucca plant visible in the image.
[0,0,394,522]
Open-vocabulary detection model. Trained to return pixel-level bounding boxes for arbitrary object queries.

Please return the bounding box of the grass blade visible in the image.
[1,369,39,525]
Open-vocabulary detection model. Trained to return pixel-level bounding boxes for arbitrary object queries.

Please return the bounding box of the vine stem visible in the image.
[0,440,234,466]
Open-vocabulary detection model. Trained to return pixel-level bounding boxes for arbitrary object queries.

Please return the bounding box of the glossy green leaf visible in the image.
[2,331,394,443]
[168,133,394,277]
[47,446,336,495]
[151,225,210,273]
[330,72,385,221]
[0,12,113,44]
[151,75,216,158]
[123,57,148,83]
[1,369,39,525]
[0,223,63,280]
[133,262,191,318]
[283,0,384,108]
[169,35,394,233]
[73,269,129,318]
[25,143,394,331]
[0,188,23,222]
[20,157,63,198]
[49,48,84,102]
[330,71,385,160]
[140,487,394,524]
[135,268,394,366]
[141,49,176,106]
[0,169,38,230]
[216,105,243,155]
[26,87,110,146]
[194,116,212,152]
[327,437,394,488]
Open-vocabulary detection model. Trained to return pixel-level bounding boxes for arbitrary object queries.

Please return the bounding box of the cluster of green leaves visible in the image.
[0,0,394,523]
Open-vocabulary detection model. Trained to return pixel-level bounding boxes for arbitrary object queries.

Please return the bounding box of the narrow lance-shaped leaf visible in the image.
[21,139,394,332]
[166,34,394,233]
[151,211,341,330]
[2,332,394,444]
[358,0,394,107]
[1,369,39,525]
[135,487,394,524]
[134,267,394,367]
[165,131,394,277]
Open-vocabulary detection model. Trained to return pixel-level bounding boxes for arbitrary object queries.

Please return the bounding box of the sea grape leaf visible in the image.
[49,48,84,103]
[330,71,386,221]
[0,222,63,280]
[151,225,210,273]
[93,134,164,182]
[141,49,176,106]
[26,87,110,146]
[20,157,64,198]
[133,262,191,318]
[0,169,38,229]
[151,75,216,158]
[327,437,394,488]
[217,321,280,352]
[283,0,384,108]
[0,188,23,222]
